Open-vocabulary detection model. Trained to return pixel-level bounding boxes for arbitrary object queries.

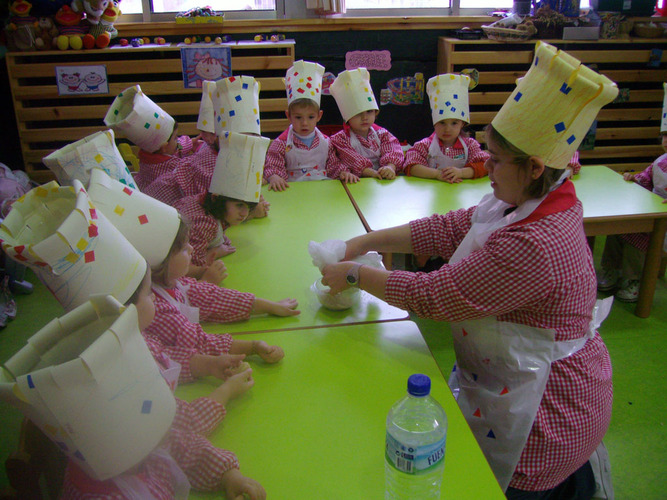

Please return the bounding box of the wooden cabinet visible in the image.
[6,41,294,183]
[438,37,667,171]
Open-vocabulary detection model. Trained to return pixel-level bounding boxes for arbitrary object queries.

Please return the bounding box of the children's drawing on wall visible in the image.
[180,46,231,88]
[56,65,108,95]
[321,72,335,95]
[345,50,392,71]
[380,73,425,106]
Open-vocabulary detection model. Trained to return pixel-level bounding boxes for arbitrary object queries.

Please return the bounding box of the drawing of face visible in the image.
[60,73,81,86]
[84,72,105,86]
[195,56,223,80]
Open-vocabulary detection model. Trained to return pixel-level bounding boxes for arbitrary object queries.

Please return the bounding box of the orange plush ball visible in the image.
[82,34,96,49]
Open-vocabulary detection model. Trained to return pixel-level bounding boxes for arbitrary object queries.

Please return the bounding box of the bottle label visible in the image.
[385,432,446,475]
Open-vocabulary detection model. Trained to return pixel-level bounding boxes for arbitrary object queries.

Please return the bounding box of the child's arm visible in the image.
[377,127,404,175]
[409,163,441,180]
[230,339,285,364]
[184,277,256,322]
[462,137,490,179]
[190,353,247,380]
[566,150,581,176]
[439,166,474,183]
[251,297,300,317]
[264,138,290,191]
[330,131,374,177]
[403,137,432,177]
[628,161,655,191]
[220,468,266,500]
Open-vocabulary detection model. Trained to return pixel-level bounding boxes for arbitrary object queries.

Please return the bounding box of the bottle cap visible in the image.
[407,374,431,397]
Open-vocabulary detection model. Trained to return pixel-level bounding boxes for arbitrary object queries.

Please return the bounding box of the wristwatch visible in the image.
[346,263,363,287]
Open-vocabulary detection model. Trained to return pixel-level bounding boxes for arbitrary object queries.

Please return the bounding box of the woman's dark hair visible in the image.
[202,193,258,221]
[484,124,563,199]
[151,217,191,286]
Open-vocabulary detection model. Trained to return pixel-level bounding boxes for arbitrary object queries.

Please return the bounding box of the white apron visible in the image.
[208,220,226,250]
[651,154,667,252]
[349,128,381,171]
[285,126,330,181]
[446,179,612,491]
[427,136,468,171]
[153,282,200,324]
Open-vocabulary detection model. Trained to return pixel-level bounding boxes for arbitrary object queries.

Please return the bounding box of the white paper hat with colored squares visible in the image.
[0,181,146,312]
[492,41,618,170]
[210,132,270,202]
[103,85,175,153]
[0,295,176,481]
[427,73,471,125]
[286,60,325,107]
[661,82,667,133]
[86,168,180,267]
[43,129,139,191]
[198,76,261,136]
[329,68,379,122]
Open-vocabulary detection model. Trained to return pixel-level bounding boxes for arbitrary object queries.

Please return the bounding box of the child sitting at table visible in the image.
[404,73,489,183]
[329,68,404,181]
[264,60,343,191]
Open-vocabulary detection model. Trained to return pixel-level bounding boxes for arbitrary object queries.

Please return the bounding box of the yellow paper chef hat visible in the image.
[661,82,667,133]
[286,60,325,107]
[86,168,180,267]
[0,181,146,311]
[427,73,471,125]
[0,295,176,481]
[197,76,261,136]
[330,68,379,122]
[43,129,138,191]
[209,132,270,202]
[103,85,175,153]
[492,41,618,170]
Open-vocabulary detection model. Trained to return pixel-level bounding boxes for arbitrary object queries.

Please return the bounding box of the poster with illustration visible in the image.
[181,46,232,88]
[56,65,109,95]
[381,73,425,106]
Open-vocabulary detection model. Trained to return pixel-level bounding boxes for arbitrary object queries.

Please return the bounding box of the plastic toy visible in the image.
[270,33,285,42]
[253,34,264,42]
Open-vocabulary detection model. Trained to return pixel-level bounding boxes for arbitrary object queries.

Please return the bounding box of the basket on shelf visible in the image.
[482,24,537,41]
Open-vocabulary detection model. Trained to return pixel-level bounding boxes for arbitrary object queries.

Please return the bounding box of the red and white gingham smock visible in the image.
[135,135,194,191]
[403,133,490,178]
[329,123,405,178]
[263,127,342,181]
[384,180,613,491]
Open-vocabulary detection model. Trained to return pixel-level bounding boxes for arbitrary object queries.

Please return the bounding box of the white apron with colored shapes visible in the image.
[349,129,381,171]
[446,182,612,491]
[651,154,667,251]
[285,126,330,181]
[153,282,200,324]
[427,136,468,171]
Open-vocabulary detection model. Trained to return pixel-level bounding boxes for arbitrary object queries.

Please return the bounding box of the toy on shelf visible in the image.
[84,0,121,48]
[270,33,285,42]
[34,16,59,50]
[4,0,38,51]
[175,6,223,24]
[54,4,86,49]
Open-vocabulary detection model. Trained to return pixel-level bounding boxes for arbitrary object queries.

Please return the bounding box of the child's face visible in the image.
[662,134,667,152]
[160,126,180,156]
[347,110,377,137]
[484,137,534,207]
[287,105,323,137]
[167,242,193,285]
[134,269,156,331]
[434,119,464,146]
[224,200,250,226]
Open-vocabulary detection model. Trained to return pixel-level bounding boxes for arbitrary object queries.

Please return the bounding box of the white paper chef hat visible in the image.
[286,60,325,107]
[0,295,177,481]
[329,68,379,122]
[209,132,270,203]
[661,82,667,133]
[43,129,138,191]
[103,85,175,153]
[86,168,180,267]
[427,73,471,125]
[0,181,146,311]
[491,41,618,170]
[197,76,261,136]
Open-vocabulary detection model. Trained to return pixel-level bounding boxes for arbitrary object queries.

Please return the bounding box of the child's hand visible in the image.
[206,244,236,264]
[252,340,285,364]
[201,259,228,284]
[199,131,217,146]
[268,174,289,192]
[251,197,270,219]
[378,165,396,179]
[622,172,636,182]
[268,298,300,317]
[221,468,266,500]
[340,171,360,183]
[439,167,463,183]
[190,353,246,380]
[208,367,254,406]
[361,167,381,179]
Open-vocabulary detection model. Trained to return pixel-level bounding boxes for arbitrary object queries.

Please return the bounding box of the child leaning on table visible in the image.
[404,73,489,183]
[329,68,404,182]
[264,60,343,191]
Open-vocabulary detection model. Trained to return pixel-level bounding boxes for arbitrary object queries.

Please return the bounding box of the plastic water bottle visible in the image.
[385,374,447,500]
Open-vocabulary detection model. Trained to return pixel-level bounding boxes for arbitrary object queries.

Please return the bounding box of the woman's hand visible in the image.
[321,261,357,295]
[344,234,370,260]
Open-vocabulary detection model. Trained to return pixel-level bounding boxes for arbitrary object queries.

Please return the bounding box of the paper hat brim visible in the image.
[0,181,146,311]
[427,74,471,125]
[103,85,175,153]
[210,132,270,202]
[330,68,379,122]
[491,41,618,170]
[87,168,180,267]
[286,60,325,107]
[0,296,176,481]
[43,129,139,191]
[661,82,667,133]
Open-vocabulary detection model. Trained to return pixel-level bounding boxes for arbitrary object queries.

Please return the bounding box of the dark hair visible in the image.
[202,193,258,221]
[151,218,190,287]
[484,124,563,199]
[125,264,151,306]
[288,98,320,113]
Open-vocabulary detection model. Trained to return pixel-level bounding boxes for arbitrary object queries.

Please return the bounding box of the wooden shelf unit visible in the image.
[6,41,294,183]
[438,37,667,172]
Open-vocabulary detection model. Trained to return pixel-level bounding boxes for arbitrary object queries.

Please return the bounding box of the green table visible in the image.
[206,180,408,334]
[344,168,667,317]
[179,321,504,500]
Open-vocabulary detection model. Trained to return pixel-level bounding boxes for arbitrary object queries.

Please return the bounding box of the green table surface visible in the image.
[179,321,504,500]
[206,180,408,334]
